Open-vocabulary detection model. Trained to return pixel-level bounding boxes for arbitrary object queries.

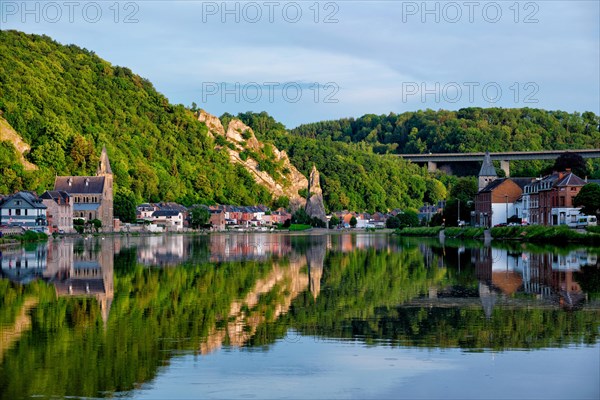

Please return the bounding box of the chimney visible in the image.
[85,178,90,186]
[68,177,72,187]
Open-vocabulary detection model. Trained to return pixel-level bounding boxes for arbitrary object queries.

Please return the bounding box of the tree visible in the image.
[90,219,102,233]
[73,218,85,234]
[349,216,357,228]
[424,179,447,205]
[385,215,400,229]
[552,152,589,178]
[273,196,290,210]
[449,177,478,203]
[329,214,340,229]
[189,205,210,229]
[114,192,137,223]
[573,183,600,216]
[397,210,419,227]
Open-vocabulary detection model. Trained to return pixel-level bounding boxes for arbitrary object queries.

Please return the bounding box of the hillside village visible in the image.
[0,144,597,235]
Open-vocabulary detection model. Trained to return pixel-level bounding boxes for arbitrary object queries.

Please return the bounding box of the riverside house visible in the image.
[0,191,47,231]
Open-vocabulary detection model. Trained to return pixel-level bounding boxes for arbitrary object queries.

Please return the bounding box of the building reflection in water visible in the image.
[472,246,594,312]
[1,238,114,325]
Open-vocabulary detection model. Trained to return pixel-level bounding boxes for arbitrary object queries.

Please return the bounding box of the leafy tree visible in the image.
[114,192,137,223]
[73,218,85,234]
[273,196,290,210]
[449,177,478,203]
[90,219,102,233]
[329,214,340,229]
[397,210,419,227]
[573,183,600,216]
[189,205,210,229]
[385,215,400,229]
[349,216,357,228]
[551,152,589,177]
[424,178,447,204]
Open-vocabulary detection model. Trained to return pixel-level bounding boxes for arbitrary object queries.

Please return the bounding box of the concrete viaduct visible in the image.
[398,149,600,176]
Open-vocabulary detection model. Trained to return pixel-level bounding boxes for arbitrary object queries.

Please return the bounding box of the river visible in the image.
[1,233,598,399]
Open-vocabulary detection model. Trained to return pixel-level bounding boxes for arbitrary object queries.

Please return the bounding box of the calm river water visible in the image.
[1,233,599,399]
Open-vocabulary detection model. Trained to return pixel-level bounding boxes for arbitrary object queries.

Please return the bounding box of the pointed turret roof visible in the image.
[479,151,497,177]
[97,146,112,175]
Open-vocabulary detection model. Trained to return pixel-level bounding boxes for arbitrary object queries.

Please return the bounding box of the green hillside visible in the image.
[291,108,600,177]
[0,30,443,212]
[228,112,446,212]
[0,30,270,205]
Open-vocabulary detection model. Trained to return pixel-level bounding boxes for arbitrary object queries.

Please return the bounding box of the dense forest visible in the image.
[229,112,447,212]
[1,30,599,211]
[0,30,442,212]
[0,30,271,205]
[290,108,600,177]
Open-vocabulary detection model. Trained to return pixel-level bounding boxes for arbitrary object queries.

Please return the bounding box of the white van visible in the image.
[576,215,598,228]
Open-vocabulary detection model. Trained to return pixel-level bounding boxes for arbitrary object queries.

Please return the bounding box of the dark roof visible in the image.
[479,178,507,193]
[54,176,105,194]
[158,202,187,212]
[40,190,70,203]
[479,152,497,177]
[0,191,47,209]
[74,203,101,211]
[510,178,534,190]
[152,210,181,217]
[555,172,587,187]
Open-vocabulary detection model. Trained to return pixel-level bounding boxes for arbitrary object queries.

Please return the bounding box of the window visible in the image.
[24,209,28,216]
[16,209,21,216]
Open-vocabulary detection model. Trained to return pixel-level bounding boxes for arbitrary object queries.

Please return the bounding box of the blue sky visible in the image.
[1,1,599,127]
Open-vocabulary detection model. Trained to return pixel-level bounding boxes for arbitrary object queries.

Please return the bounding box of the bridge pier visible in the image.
[427,161,437,172]
[500,160,510,177]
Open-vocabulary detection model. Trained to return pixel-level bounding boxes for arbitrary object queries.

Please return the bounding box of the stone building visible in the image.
[40,190,73,233]
[54,147,114,231]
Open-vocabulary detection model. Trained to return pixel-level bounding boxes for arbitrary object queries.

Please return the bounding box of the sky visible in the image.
[1,0,599,128]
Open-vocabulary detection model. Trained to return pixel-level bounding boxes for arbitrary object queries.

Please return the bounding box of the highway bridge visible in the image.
[398,149,600,176]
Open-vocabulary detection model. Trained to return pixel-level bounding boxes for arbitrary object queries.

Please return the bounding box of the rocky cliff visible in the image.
[305,165,327,223]
[197,110,308,208]
[0,115,37,171]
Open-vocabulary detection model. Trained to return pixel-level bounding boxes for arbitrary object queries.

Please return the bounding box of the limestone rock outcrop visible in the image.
[304,165,327,224]
[197,110,307,207]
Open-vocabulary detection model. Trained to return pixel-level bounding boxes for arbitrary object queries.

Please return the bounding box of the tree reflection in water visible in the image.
[0,234,599,398]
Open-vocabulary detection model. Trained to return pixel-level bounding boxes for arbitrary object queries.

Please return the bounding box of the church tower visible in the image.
[97,146,114,230]
[478,151,497,191]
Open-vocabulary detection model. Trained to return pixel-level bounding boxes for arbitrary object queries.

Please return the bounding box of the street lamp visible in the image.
[505,194,509,224]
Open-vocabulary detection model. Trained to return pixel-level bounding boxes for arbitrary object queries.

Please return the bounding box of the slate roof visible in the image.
[54,176,106,194]
[152,210,181,217]
[479,152,497,177]
[40,190,70,203]
[74,203,101,211]
[479,178,508,193]
[510,178,534,190]
[555,172,587,187]
[0,191,47,209]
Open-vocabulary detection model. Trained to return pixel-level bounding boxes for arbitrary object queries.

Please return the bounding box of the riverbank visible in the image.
[0,231,48,248]
[395,225,600,244]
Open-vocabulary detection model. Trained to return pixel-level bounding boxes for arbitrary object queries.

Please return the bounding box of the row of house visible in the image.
[474,152,592,227]
[135,203,291,231]
[0,147,115,235]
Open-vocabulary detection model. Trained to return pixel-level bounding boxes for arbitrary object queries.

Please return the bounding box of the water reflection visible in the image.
[0,234,599,399]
